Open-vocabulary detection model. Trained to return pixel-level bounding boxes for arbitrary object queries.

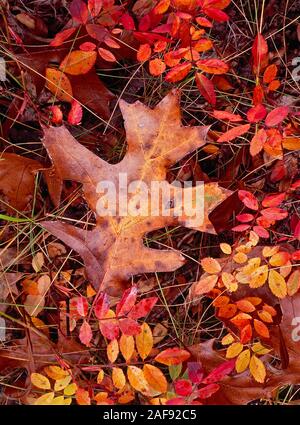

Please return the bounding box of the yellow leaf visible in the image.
[268,269,287,298]
[127,366,149,393]
[45,68,73,102]
[221,272,238,292]
[201,257,221,274]
[119,334,135,362]
[97,369,104,384]
[226,342,243,359]
[249,355,266,383]
[221,334,234,346]
[50,395,66,405]
[64,397,72,405]
[44,365,69,381]
[34,392,55,405]
[143,364,168,394]
[31,372,51,390]
[251,342,271,356]
[107,339,119,363]
[249,265,268,288]
[262,246,279,257]
[112,367,126,390]
[235,349,251,373]
[64,383,77,396]
[54,374,72,392]
[220,243,232,254]
[135,323,153,360]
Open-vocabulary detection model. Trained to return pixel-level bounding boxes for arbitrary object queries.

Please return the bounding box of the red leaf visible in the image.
[68,100,83,126]
[94,292,110,320]
[120,13,136,30]
[202,359,235,384]
[49,105,63,124]
[79,320,92,346]
[250,128,267,156]
[195,17,213,28]
[260,207,288,221]
[86,24,107,42]
[165,62,192,83]
[196,58,229,74]
[187,362,204,384]
[197,383,220,399]
[50,28,76,47]
[98,47,116,62]
[236,213,254,223]
[213,110,242,122]
[88,0,103,17]
[116,286,138,317]
[217,124,250,143]
[263,64,278,84]
[253,225,269,238]
[252,85,264,105]
[128,297,158,319]
[69,0,89,24]
[265,106,290,127]
[262,193,286,208]
[240,323,253,344]
[232,224,251,232]
[195,73,216,106]
[252,33,268,74]
[238,190,259,210]
[118,318,141,336]
[204,8,229,22]
[174,379,193,396]
[247,104,267,123]
[80,42,97,51]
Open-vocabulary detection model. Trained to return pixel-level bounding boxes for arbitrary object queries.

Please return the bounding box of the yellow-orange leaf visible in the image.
[34,392,55,405]
[54,375,72,392]
[251,342,271,356]
[45,68,73,102]
[112,367,126,390]
[44,365,69,381]
[107,339,119,363]
[268,269,287,298]
[287,270,300,296]
[59,50,97,75]
[221,334,234,345]
[201,257,221,274]
[194,274,218,295]
[143,364,168,394]
[127,366,149,393]
[220,243,232,254]
[31,373,51,390]
[249,355,266,383]
[135,322,153,360]
[97,369,104,384]
[119,334,135,362]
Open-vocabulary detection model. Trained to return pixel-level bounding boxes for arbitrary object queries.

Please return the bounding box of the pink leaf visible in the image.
[119,318,141,336]
[79,320,92,346]
[94,292,110,320]
[128,297,158,319]
[202,360,235,384]
[68,100,83,126]
[265,106,290,127]
[247,104,267,123]
[116,286,138,317]
[238,190,259,210]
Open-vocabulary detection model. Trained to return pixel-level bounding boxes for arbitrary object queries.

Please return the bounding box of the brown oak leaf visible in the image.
[41,90,231,295]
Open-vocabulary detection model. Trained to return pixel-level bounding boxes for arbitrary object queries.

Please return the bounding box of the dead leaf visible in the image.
[41,90,231,295]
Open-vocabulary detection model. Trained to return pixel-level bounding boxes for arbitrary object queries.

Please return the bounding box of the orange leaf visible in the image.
[240,324,253,344]
[201,257,221,274]
[263,64,277,84]
[196,58,229,74]
[107,339,119,363]
[165,62,192,83]
[112,367,126,390]
[287,270,300,296]
[253,319,270,338]
[59,50,97,75]
[236,299,256,313]
[213,110,242,122]
[98,47,117,62]
[119,334,135,362]
[218,303,237,319]
[76,388,91,405]
[217,124,250,143]
[143,364,168,394]
[149,58,166,76]
[154,347,190,365]
[127,366,149,393]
